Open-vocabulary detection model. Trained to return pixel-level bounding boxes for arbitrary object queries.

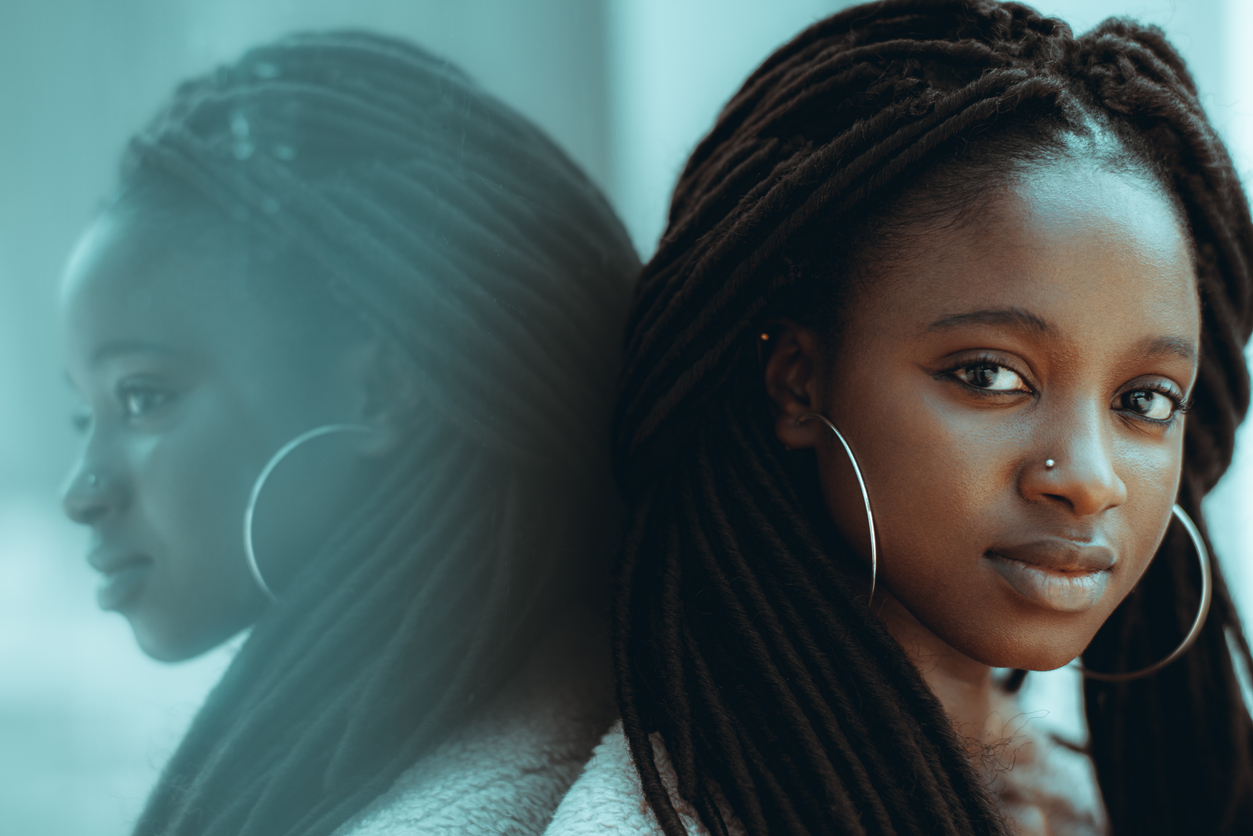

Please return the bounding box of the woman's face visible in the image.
[772,160,1200,671]
[60,205,381,661]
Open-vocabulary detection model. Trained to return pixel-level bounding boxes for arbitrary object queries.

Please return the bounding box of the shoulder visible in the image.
[543,720,662,836]
[334,712,599,836]
[543,721,739,836]
[333,735,583,836]
[334,677,612,836]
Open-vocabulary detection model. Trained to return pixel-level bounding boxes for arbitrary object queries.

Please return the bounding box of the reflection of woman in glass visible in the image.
[546,2,1253,835]
[60,33,636,835]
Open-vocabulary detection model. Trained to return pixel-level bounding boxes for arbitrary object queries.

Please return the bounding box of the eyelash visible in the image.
[1117,383,1191,426]
[942,355,1189,426]
[943,354,1030,398]
[69,379,181,434]
[116,380,176,421]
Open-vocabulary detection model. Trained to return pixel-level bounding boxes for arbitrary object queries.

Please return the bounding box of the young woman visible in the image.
[544,2,1253,834]
[59,32,637,836]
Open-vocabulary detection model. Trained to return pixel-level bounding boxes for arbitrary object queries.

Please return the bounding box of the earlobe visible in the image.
[762,320,824,450]
[341,339,417,457]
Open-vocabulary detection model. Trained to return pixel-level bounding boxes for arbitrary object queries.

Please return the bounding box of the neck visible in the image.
[872,590,1020,759]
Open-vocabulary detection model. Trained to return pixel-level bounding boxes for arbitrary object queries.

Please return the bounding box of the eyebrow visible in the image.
[1134,335,1197,364]
[926,307,1198,365]
[926,307,1051,333]
[91,341,181,365]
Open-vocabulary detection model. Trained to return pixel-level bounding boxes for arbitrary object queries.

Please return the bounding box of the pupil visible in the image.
[1130,391,1151,411]
[973,365,994,387]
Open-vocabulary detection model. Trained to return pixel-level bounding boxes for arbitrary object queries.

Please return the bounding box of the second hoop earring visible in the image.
[796,413,879,601]
[1075,503,1213,682]
[243,423,375,602]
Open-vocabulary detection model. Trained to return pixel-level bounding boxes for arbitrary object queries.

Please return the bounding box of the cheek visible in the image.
[829,383,1011,572]
[1110,427,1183,582]
[136,423,257,563]
[124,405,268,659]
[821,383,1026,658]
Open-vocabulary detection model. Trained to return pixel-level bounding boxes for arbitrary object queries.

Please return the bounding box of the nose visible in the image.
[1021,406,1127,517]
[62,463,125,526]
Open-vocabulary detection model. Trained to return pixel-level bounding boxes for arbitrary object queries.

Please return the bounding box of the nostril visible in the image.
[76,504,110,526]
[1042,492,1075,512]
[63,470,121,525]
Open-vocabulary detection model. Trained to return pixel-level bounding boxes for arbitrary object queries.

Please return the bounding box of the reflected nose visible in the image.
[62,465,125,526]
[1022,411,1127,517]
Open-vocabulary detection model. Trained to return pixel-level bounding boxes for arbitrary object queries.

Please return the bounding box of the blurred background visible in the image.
[1,1,1249,833]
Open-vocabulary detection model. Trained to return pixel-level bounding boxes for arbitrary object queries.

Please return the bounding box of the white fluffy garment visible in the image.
[333,626,615,836]
[542,721,742,836]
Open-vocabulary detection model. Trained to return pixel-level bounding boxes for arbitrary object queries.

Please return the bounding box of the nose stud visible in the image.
[1044,459,1056,470]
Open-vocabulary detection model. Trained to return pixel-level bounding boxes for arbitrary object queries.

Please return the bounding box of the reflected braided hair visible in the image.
[113,32,638,836]
[613,2,1253,834]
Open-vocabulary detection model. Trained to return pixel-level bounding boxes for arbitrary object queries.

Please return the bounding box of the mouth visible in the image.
[985,540,1116,614]
[90,554,154,612]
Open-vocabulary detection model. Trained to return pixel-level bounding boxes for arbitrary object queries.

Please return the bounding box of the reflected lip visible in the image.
[985,538,1116,613]
[87,548,150,575]
[87,549,153,611]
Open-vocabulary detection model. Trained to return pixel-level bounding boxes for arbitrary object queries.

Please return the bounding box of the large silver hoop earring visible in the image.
[243,423,374,602]
[1077,503,1213,682]
[796,413,878,601]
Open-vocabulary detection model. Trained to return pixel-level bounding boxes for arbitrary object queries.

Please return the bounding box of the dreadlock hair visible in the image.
[107,31,638,836]
[611,2,1253,834]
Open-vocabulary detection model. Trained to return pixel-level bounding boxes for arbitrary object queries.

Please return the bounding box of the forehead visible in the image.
[849,162,1199,342]
[64,204,250,304]
[60,207,269,367]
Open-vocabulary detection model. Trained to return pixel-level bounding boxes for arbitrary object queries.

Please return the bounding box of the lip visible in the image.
[88,551,153,611]
[986,539,1116,613]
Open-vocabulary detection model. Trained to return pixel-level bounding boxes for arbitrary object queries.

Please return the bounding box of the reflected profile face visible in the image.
[773,159,1200,670]
[60,202,375,662]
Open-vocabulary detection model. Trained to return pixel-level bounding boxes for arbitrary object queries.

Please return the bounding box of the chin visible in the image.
[132,629,195,663]
[1007,646,1085,672]
[130,617,224,663]
[126,587,263,662]
[957,625,1093,672]
[134,635,194,663]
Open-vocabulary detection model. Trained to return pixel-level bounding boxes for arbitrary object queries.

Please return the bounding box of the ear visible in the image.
[336,338,418,457]
[763,319,827,451]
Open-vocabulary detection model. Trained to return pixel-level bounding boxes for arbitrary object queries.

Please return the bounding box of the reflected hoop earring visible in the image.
[1077,503,1213,682]
[796,413,878,601]
[243,423,374,602]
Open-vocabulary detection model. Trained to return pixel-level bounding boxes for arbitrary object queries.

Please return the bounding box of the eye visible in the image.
[1118,387,1182,423]
[951,361,1030,393]
[117,381,175,421]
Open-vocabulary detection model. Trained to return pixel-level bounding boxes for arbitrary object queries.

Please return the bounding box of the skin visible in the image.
[766,160,1198,826]
[60,204,402,662]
